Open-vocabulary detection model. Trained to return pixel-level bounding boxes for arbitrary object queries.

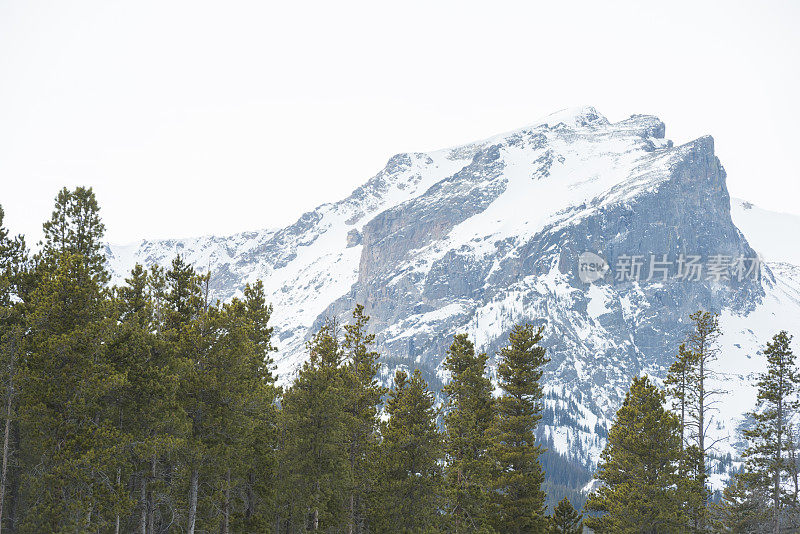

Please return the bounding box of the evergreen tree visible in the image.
[39,186,108,283]
[742,331,799,533]
[159,255,207,534]
[666,343,706,530]
[488,323,549,533]
[233,281,280,533]
[197,289,278,534]
[585,376,685,533]
[279,321,350,532]
[442,333,495,533]
[341,305,385,534]
[685,311,723,461]
[0,205,27,289]
[18,188,130,532]
[0,206,26,533]
[370,369,443,533]
[110,264,187,534]
[712,473,771,533]
[665,344,693,457]
[684,310,722,529]
[547,497,582,534]
[164,255,202,331]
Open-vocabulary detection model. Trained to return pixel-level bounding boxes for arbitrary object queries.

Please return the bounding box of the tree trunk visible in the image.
[455,468,462,531]
[790,438,799,503]
[140,472,147,534]
[698,350,705,460]
[348,493,354,534]
[115,468,121,534]
[0,390,11,534]
[775,378,784,534]
[187,468,199,534]
[222,468,231,534]
[0,333,17,534]
[147,456,156,534]
[245,470,254,520]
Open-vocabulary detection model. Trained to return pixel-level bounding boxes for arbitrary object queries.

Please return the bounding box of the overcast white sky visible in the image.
[1,1,799,245]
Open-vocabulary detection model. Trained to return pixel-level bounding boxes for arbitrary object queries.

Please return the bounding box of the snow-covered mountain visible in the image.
[107,106,800,489]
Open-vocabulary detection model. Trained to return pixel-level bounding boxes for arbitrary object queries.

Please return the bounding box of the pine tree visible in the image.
[0,206,26,533]
[370,369,444,533]
[488,323,549,533]
[665,344,693,457]
[196,289,278,534]
[442,333,495,533]
[39,186,108,283]
[159,255,207,534]
[18,189,130,532]
[0,205,27,288]
[742,331,799,533]
[341,305,385,534]
[232,281,279,533]
[665,343,706,530]
[547,497,582,534]
[712,473,771,533]
[684,310,722,529]
[584,376,685,533]
[278,321,350,531]
[110,264,187,534]
[164,255,202,331]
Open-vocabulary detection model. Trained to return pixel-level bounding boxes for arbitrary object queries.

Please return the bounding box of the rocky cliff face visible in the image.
[107,107,800,483]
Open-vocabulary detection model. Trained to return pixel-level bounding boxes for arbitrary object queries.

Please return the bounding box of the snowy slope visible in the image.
[107,107,800,489]
[731,198,800,265]
[710,203,800,475]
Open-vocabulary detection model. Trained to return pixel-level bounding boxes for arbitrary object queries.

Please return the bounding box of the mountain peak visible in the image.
[536,106,609,128]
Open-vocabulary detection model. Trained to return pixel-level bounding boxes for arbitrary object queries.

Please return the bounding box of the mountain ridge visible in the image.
[106,107,800,489]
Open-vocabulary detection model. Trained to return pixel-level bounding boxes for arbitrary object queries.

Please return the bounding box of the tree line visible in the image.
[585,313,800,533]
[0,186,794,533]
[0,188,579,533]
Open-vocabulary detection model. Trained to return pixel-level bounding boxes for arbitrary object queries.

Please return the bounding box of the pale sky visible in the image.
[1,1,799,245]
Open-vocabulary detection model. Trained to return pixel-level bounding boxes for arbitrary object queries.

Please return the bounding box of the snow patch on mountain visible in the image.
[730,198,800,265]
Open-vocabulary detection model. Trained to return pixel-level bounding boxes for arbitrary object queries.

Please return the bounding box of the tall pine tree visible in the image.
[18,188,130,532]
[442,333,495,533]
[370,369,444,533]
[585,376,684,533]
[278,321,350,532]
[0,205,26,533]
[665,343,706,530]
[742,331,799,533]
[109,264,187,534]
[488,323,549,533]
[233,281,280,533]
[341,305,384,534]
[682,310,722,529]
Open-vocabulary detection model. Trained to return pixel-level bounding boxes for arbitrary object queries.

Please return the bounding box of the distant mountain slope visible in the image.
[730,198,800,265]
[107,107,800,488]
